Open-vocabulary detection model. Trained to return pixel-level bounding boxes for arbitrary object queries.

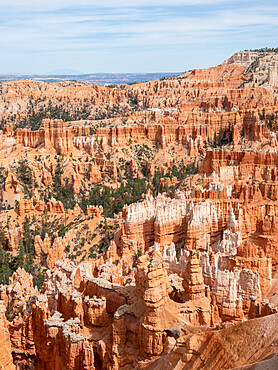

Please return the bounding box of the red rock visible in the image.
[0,301,15,370]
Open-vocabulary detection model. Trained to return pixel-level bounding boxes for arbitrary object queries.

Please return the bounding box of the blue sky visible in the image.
[1,0,278,74]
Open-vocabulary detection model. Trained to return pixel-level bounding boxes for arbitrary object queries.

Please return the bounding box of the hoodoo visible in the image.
[1,50,278,368]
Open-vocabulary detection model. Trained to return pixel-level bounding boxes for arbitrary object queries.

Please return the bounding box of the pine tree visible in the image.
[2,253,12,285]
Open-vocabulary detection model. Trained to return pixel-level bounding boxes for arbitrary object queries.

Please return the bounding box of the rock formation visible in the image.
[0,50,278,368]
[182,250,206,301]
[0,301,15,370]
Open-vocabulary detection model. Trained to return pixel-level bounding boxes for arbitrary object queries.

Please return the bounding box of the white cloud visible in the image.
[0,0,277,73]
[0,0,243,9]
[1,6,277,50]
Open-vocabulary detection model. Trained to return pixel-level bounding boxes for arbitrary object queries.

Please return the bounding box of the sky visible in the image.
[0,0,278,74]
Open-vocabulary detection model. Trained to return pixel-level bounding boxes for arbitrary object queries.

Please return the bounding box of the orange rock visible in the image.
[86,205,103,217]
[47,198,65,214]
[0,301,15,370]
[17,199,35,217]
[136,247,180,357]
[84,296,109,327]
[0,51,278,368]
[182,250,206,301]
[156,312,278,369]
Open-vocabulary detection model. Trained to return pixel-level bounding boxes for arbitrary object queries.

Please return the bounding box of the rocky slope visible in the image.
[0,50,278,368]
